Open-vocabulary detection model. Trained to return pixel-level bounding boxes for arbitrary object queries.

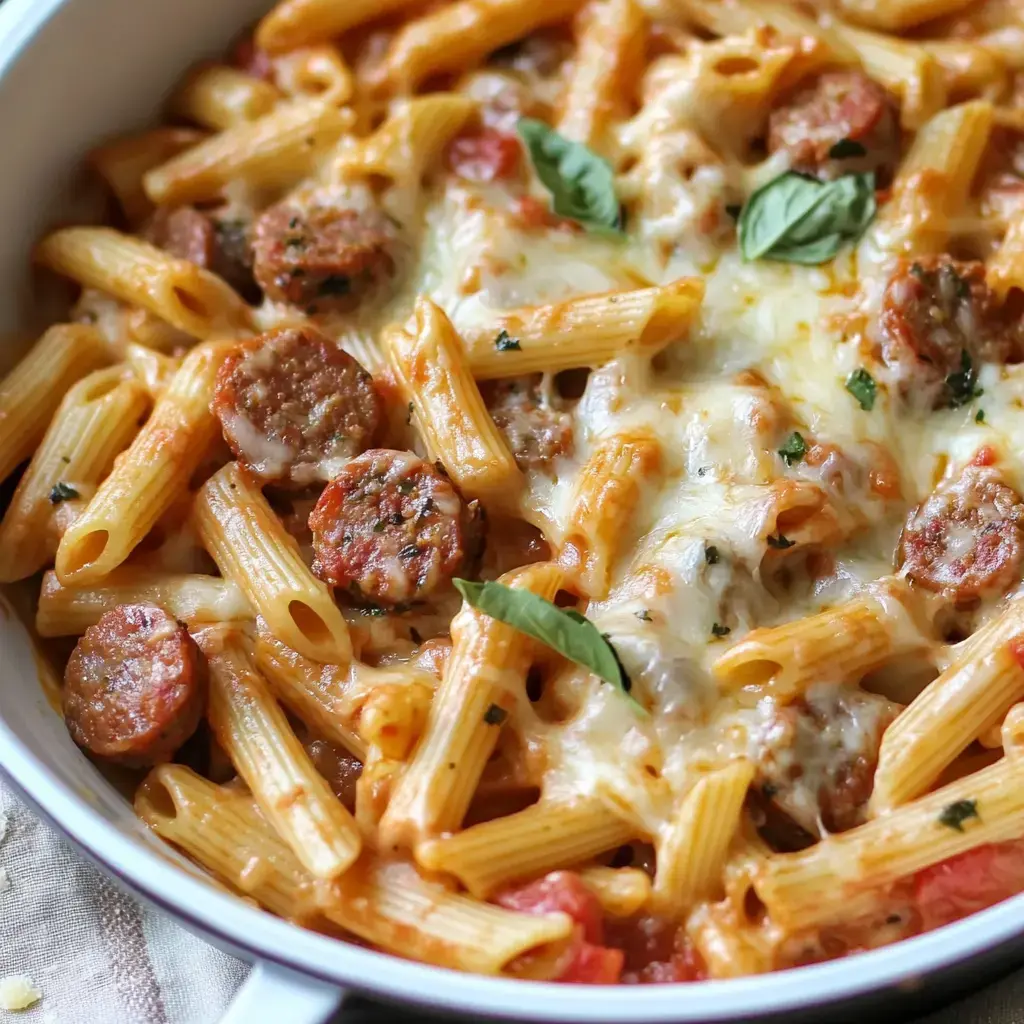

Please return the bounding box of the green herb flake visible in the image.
[976,409,986,423]
[705,545,720,564]
[483,703,508,726]
[516,118,622,233]
[635,609,652,622]
[778,431,807,466]
[738,171,876,265]
[495,329,521,352]
[846,368,877,411]
[711,623,731,638]
[767,534,794,550]
[397,478,416,494]
[828,138,868,159]
[946,350,984,409]
[453,578,639,707]
[373,519,387,533]
[938,799,978,832]
[49,482,80,504]
[406,401,414,425]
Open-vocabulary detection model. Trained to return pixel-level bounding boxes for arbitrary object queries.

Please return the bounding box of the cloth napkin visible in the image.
[0,775,1021,1024]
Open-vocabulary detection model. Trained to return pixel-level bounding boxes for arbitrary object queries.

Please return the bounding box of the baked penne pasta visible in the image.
[169,64,281,130]
[256,0,423,54]
[193,462,352,666]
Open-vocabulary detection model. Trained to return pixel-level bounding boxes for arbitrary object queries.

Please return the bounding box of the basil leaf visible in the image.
[516,118,621,233]
[453,578,634,700]
[846,368,877,411]
[738,171,876,264]
[945,350,983,408]
[778,431,807,466]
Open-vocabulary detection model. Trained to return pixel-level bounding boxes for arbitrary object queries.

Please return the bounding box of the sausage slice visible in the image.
[898,466,1024,604]
[482,374,573,473]
[63,604,205,768]
[309,449,482,606]
[212,326,381,486]
[768,71,897,174]
[251,202,397,311]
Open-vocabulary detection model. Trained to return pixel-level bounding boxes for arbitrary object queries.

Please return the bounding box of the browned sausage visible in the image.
[309,449,484,606]
[897,465,1024,604]
[63,604,206,768]
[482,374,573,473]
[211,326,381,486]
[251,202,397,311]
[753,685,898,835]
[879,256,1016,407]
[145,206,259,302]
[768,71,897,174]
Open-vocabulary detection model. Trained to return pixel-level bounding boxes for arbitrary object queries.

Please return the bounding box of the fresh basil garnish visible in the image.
[938,799,978,832]
[49,482,79,504]
[778,431,807,466]
[846,368,877,411]
[453,578,636,703]
[516,118,621,233]
[738,171,876,265]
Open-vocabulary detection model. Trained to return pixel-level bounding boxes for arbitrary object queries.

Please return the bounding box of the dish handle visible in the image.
[219,960,345,1024]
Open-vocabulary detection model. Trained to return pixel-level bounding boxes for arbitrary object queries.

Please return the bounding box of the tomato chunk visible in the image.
[496,871,623,984]
[915,837,1024,931]
[446,128,521,182]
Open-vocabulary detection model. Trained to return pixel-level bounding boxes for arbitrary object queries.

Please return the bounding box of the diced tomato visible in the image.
[231,34,274,81]
[1009,635,1024,671]
[915,837,1024,931]
[971,445,997,467]
[445,128,521,183]
[496,871,623,984]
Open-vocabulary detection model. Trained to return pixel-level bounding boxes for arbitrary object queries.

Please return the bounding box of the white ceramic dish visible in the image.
[1,1,1023,1021]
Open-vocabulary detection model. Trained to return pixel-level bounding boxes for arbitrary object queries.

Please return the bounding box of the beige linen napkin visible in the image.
[1,772,1022,1024]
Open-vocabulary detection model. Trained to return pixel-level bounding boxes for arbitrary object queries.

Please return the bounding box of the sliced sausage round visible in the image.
[897,466,1024,604]
[483,374,573,473]
[251,202,397,312]
[309,449,481,606]
[880,256,1016,408]
[63,604,206,768]
[212,326,381,486]
[767,71,897,174]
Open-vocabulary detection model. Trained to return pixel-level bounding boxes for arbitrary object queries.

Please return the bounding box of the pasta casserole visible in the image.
[8,0,1024,984]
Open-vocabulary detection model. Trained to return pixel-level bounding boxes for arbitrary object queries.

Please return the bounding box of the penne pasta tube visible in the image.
[137,765,573,973]
[0,324,108,485]
[459,279,704,380]
[36,568,252,637]
[169,64,281,131]
[384,298,523,506]
[988,210,1024,299]
[379,561,563,850]
[415,799,637,897]
[55,343,229,585]
[256,0,422,54]
[870,601,1024,813]
[686,902,774,978]
[88,127,205,225]
[651,761,754,917]
[834,0,976,32]
[35,228,252,339]
[558,429,662,599]
[333,95,474,186]
[196,626,362,880]
[757,756,1024,932]
[143,99,353,206]
[376,0,587,94]
[194,462,352,666]
[578,866,652,917]
[123,343,180,397]
[0,367,149,582]
[712,580,930,703]
[273,45,353,107]
[254,622,437,761]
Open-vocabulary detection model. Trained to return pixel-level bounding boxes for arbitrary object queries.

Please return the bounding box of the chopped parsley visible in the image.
[495,329,521,351]
[398,478,416,494]
[48,482,79,504]
[767,534,794,550]
[828,138,868,159]
[976,409,986,424]
[778,431,807,466]
[845,368,877,411]
[711,623,731,638]
[635,609,652,622]
[945,350,983,409]
[704,545,720,564]
[373,519,387,533]
[938,799,978,832]
[483,703,508,726]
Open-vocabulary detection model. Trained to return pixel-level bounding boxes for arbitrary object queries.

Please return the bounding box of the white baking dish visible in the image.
[1,1,1023,1021]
